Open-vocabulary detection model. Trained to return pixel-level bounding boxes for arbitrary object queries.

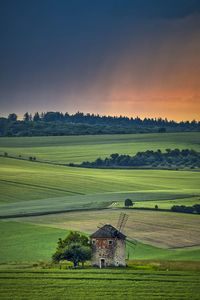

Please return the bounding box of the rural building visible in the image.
[90,224,126,268]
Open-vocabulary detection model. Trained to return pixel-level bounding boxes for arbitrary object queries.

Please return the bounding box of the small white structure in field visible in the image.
[90,224,126,268]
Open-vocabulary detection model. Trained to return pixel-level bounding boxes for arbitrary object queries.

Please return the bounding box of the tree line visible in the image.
[0,111,199,137]
[79,149,200,169]
[171,204,200,214]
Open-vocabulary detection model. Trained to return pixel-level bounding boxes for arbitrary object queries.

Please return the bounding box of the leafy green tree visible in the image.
[8,113,17,121]
[52,231,91,267]
[194,204,200,214]
[33,112,40,122]
[95,158,103,166]
[110,153,119,161]
[52,243,91,268]
[158,127,166,133]
[125,198,133,207]
[171,205,195,214]
[165,149,171,154]
[57,231,89,248]
[23,112,30,122]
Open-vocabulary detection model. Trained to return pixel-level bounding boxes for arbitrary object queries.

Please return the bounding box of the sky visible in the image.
[0,0,200,121]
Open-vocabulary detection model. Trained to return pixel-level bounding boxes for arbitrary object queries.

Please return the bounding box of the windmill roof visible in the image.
[90,224,126,239]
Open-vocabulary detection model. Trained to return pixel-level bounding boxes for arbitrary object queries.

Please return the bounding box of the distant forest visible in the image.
[0,111,199,137]
[79,149,200,170]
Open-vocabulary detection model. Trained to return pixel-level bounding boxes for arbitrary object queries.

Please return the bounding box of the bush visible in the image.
[171,205,199,214]
[125,199,133,207]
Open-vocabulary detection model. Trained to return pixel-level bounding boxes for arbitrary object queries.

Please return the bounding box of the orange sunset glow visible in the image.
[1,1,200,122]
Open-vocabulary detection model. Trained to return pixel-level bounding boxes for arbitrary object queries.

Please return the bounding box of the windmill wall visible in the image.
[90,237,126,267]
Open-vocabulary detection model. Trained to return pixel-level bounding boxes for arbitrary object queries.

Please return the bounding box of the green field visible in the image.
[0,132,200,164]
[1,220,200,263]
[0,157,199,206]
[0,133,200,267]
[114,196,200,210]
[0,268,200,300]
[12,208,200,250]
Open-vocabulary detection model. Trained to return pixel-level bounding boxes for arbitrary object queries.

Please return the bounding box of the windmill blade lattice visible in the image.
[117,212,128,233]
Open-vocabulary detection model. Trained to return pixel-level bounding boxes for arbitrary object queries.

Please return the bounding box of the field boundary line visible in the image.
[0,179,84,195]
[1,155,200,172]
[0,207,109,219]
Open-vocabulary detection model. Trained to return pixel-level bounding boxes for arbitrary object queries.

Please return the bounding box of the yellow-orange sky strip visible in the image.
[99,16,200,121]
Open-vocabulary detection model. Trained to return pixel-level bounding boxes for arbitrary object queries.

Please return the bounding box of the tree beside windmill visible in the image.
[90,224,126,268]
[52,213,136,269]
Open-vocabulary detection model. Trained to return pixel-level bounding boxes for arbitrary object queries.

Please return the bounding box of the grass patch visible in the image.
[0,220,68,263]
[0,132,200,164]
[127,260,200,271]
[0,132,200,276]
[12,208,200,250]
[1,220,200,263]
[0,268,199,299]
[0,191,197,217]
[0,157,199,205]
[114,196,200,210]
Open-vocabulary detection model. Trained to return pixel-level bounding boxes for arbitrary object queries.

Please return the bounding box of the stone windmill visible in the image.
[90,213,136,268]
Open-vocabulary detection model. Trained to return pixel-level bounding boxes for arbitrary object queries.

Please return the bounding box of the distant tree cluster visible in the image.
[171,204,200,214]
[0,111,199,137]
[27,111,200,130]
[80,149,200,169]
[29,156,36,161]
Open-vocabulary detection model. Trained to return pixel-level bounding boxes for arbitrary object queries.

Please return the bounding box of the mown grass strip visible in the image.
[0,178,84,195]
[0,269,199,300]
[1,157,199,205]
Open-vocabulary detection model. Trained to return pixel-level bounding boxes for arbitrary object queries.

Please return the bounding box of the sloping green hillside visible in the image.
[0,221,199,263]
[0,157,199,205]
[0,132,200,164]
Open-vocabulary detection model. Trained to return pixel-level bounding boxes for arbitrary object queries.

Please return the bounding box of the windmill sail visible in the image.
[117,212,128,233]
[94,212,137,261]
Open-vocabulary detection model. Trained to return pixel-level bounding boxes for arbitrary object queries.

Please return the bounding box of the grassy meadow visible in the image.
[0,268,200,300]
[0,132,200,264]
[0,132,200,299]
[113,196,200,210]
[1,220,200,263]
[0,157,199,206]
[0,132,200,164]
[11,209,200,250]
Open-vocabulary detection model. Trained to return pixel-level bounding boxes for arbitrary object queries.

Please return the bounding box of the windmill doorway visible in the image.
[100,258,105,268]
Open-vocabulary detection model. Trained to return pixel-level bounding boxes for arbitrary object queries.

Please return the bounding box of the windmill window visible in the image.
[108,240,113,245]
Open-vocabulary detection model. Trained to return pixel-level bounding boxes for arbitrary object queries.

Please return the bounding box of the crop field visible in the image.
[1,219,200,263]
[0,190,198,217]
[0,220,68,262]
[0,157,199,206]
[0,268,200,300]
[0,132,200,271]
[0,132,200,164]
[113,196,200,209]
[12,208,200,250]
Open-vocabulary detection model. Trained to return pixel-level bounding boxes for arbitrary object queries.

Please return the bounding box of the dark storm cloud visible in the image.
[0,0,200,119]
[0,1,115,109]
[112,0,200,19]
